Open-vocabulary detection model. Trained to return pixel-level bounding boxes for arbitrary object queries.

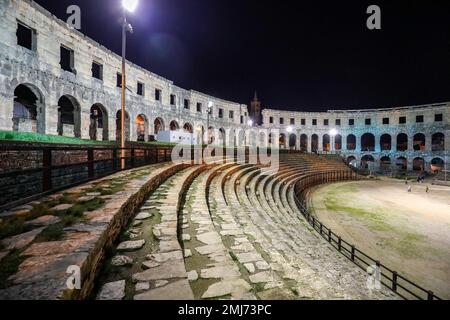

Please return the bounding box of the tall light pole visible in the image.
[121,0,138,170]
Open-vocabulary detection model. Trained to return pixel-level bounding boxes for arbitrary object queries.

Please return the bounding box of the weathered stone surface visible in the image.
[135,212,151,220]
[155,280,169,288]
[50,204,74,212]
[146,251,183,263]
[134,279,194,300]
[184,249,192,258]
[132,262,187,282]
[25,215,61,227]
[1,228,45,251]
[256,261,270,270]
[135,282,150,292]
[117,240,145,252]
[97,280,126,300]
[111,255,133,267]
[236,252,263,264]
[142,260,160,269]
[132,220,143,227]
[187,270,199,281]
[159,240,180,252]
[202,279,251,299]
[200,265,240,279]
[182,234,191,241]
[244,263,256,273]
[195,244,223,255]
[197,232,222,245]
[249,271,275,284]
[86,192,101,197]
[77,196,96,202]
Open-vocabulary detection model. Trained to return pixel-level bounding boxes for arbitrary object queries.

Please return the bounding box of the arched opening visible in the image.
[413,133,426,151]
[289,134,297,149]
[361,155,375,169]
[380,134,392,151]
[13,84,45,133]
[397,133,408,152]
[116,110,130,141]
[432,133,445,151]
[334,134,342,150]
[208,126,215,144]
[219,128,226,146]
[268,133,273,146]
[259,132,267,147]
[89,104,108,141]
[380,156,391,170]
[279,134,287,148]
[311,134,319,153]
[170,120,179,131]
[396,157,407,171]
[413,157,425,171]
[300,134,308,152]
[136,114,148,142]
[154,118,164,135]
[347,134,356,150]
[58,95,81,138]
[183,123,193,134]
[347,156,356,164]
[237,129,246,147]
[361,133,375,152]
[431,158,444,173]
[323,134,330,152]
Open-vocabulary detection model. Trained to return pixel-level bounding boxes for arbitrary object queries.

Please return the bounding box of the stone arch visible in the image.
[323,134,330,152]
[311,134,319,153]
[396,156,407,171]
[380,156,391,170]
[432,133,445,151]
[183,122,194,134]
[136,114,149,141]
[397,133,408,151]
[208,126,215,144]
[116,110,130,141]
[300,134,308,152]
[58,95,81,138]
[170,120,180,131]
[361,133,375,152]
[13,83,45,134]
[334,134,342,150]
[279,133,287,148]
[154,117,164,135]
[289,134,297,148]
[431,157,444,172]
[380,134,392,151]
[90,103,108,141]
[219,127,226,146]
[347,155,356,164]
[413,133,426,151]
[413,157,425,171]
[347,134,356,150]
[361,154,375,169]
[259,131,267,147]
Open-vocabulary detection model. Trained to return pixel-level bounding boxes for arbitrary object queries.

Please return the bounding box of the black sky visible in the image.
[33,0,450,111]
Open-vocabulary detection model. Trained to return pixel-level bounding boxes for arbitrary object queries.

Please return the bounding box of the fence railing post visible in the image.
[328,229,332,242]
[351,245,355,261]
[338,237,342,251]
[42,147,52,192]
[427,291,434,300]
[112,148,118,171]
[130,148,135,168]
[392,271,398,292]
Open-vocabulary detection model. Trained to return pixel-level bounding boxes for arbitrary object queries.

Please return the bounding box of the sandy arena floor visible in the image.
[311,178,450,299]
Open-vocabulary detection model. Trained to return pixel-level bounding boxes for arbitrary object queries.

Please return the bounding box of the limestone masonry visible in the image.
[0,0,449,171]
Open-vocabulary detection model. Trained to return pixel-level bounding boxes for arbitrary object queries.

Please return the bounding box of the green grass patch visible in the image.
[0,250,29,289]
[0,217,32,241]
[290,287,299,296]
[35,223,65,242]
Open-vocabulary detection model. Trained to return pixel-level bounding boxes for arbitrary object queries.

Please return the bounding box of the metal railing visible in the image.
[0,143,174,210]
[293,170,442,300]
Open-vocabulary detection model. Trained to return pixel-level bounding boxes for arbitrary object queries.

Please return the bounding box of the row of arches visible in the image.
[10,83,447,150]
[347,155,445,172]
[276,132,446,152]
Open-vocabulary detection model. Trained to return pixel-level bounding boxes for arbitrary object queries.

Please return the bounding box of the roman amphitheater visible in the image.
[0,0,449,300]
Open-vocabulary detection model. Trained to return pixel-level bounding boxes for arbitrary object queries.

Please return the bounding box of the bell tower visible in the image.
[250,91,262,125]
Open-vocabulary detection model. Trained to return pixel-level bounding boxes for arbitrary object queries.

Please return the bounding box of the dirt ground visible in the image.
[311,177,450,299]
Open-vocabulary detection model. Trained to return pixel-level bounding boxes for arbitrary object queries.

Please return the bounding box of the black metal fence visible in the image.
[293,170,442,300]
[0,144,174,211]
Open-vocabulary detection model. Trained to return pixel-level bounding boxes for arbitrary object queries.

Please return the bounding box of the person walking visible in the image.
[408,185,412,193]
[426,185,429,193]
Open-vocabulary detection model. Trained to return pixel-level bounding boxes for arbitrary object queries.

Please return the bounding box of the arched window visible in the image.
[361,133,375,151]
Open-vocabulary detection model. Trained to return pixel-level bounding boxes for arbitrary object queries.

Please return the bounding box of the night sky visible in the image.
[33,0,450,112]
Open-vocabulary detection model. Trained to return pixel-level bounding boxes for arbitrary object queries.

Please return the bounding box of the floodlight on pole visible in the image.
[286,126,294,133]
[120,0,138,170]
[329,128,338,137]
[122,0,139,12]
[247,119,254,127]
